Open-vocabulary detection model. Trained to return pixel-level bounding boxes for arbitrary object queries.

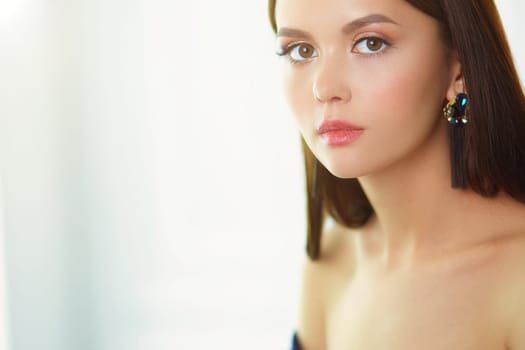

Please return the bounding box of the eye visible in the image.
[276,42,318,64]
[353,37,390,55]
[290,43,317,60]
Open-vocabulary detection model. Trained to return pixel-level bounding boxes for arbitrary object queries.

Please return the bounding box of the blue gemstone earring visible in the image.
[443,93,469,125]
[443,92,469,188]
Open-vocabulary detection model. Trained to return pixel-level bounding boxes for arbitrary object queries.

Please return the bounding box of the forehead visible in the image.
[275,0,418,31]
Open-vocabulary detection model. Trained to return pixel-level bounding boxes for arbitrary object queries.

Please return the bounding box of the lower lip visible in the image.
[319,129,364,146]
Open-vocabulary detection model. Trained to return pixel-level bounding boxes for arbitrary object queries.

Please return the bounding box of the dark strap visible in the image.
[290,332,303,350]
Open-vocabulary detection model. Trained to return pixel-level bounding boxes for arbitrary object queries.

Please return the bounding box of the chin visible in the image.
[319,156,370,179]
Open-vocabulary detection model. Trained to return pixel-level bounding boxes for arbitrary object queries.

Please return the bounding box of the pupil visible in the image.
[367,39,381,51]
[301,45,312,57]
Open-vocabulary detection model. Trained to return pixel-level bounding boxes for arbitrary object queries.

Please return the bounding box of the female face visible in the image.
[275,0,458,178]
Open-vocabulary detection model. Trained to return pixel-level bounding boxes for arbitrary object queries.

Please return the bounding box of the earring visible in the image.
[443,93,469,125]
[443,93,469,188]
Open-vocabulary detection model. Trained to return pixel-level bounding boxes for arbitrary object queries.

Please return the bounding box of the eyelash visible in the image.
[275,43,314,65]
[275,36,392,65]
[354,36,391,56]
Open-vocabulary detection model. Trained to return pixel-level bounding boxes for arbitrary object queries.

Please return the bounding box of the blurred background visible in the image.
[0,1,523,349]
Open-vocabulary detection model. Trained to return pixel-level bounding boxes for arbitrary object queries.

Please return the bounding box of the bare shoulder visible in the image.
[296,219,357,350]
[492,227,525,349]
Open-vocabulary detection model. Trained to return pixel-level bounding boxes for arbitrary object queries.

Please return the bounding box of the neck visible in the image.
[355,123,499,270]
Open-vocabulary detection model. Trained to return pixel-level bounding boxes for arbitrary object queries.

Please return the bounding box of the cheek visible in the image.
[355,56,448,132]
[283,69,314,128]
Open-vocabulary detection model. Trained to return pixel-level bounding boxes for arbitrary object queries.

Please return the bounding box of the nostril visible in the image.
[312,68,352,103]
[313,82,351,104]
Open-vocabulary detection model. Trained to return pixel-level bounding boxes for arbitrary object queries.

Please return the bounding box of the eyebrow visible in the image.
[276,14,400,39]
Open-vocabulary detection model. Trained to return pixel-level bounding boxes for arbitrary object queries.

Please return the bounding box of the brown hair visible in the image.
[269,0,525,260]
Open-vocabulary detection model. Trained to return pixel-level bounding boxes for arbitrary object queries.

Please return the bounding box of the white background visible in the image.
[0,1,523,349]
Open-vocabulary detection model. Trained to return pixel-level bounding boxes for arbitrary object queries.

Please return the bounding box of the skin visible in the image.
[274,0,525,349]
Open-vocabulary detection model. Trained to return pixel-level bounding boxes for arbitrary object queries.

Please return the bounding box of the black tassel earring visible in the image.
[443,93,469,188]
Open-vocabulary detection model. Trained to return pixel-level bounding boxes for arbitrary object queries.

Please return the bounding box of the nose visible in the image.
[312,55,352,104]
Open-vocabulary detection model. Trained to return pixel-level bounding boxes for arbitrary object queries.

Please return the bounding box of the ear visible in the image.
[445,51,465,101]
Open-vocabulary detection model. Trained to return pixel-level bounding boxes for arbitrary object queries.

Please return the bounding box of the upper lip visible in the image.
[317,119,364,134]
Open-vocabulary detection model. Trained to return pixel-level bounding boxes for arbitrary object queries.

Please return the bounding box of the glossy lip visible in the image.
[317,119,365,146]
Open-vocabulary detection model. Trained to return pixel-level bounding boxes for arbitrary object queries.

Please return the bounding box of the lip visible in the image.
[317,119,364,146]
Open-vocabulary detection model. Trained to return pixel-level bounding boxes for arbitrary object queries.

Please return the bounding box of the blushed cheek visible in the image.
[362,63,440,129]
[284,75,313,129]
[362,77,413,127]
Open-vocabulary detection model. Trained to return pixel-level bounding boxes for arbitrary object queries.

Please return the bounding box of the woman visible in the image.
[268,0,525,349]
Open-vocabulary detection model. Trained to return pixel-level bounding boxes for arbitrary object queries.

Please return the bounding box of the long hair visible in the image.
[269,0,525,260]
